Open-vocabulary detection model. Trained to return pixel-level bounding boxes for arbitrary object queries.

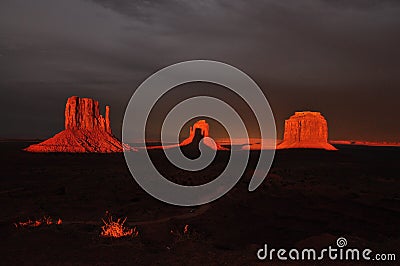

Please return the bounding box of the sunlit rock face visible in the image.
[180,120,228,151]
[277,111,337,150]
[64,96,111,133]
[25,96,122,153]
[180,120,209,146]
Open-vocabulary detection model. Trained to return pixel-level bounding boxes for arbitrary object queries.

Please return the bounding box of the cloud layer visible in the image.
[1,0,399,140]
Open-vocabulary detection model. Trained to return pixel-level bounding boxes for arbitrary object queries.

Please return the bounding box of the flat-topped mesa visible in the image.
[25,96,122,153]
[180,120,228,150]
[277,111,337,150]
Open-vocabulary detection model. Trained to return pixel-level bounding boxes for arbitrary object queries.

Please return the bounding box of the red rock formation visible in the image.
[105,106,111,134]
[25,96,123,153]
[277,111,337,150]
[180,120,228,150]
[180,120,209,146]
[330,140,400,147]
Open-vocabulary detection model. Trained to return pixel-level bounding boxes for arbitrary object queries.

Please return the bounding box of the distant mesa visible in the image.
[25,96,123,153]
[277,111,337,150]
[330,140,400,147]
[179,120,228,151]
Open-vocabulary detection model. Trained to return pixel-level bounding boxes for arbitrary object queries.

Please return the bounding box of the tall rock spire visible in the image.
[105,105,111,134]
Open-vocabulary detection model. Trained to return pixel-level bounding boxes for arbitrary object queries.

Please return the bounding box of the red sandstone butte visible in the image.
[180,120,228,150]
[277,111,337,150]
[25,96,123,153]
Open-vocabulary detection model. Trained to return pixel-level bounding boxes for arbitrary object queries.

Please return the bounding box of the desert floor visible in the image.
[0,142,399,265]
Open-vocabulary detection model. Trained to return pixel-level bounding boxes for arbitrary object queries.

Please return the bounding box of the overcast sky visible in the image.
[0,0,399,141]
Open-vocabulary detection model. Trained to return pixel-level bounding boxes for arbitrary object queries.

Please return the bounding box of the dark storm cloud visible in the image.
[89,0,400,83]
[0,0,399,140]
